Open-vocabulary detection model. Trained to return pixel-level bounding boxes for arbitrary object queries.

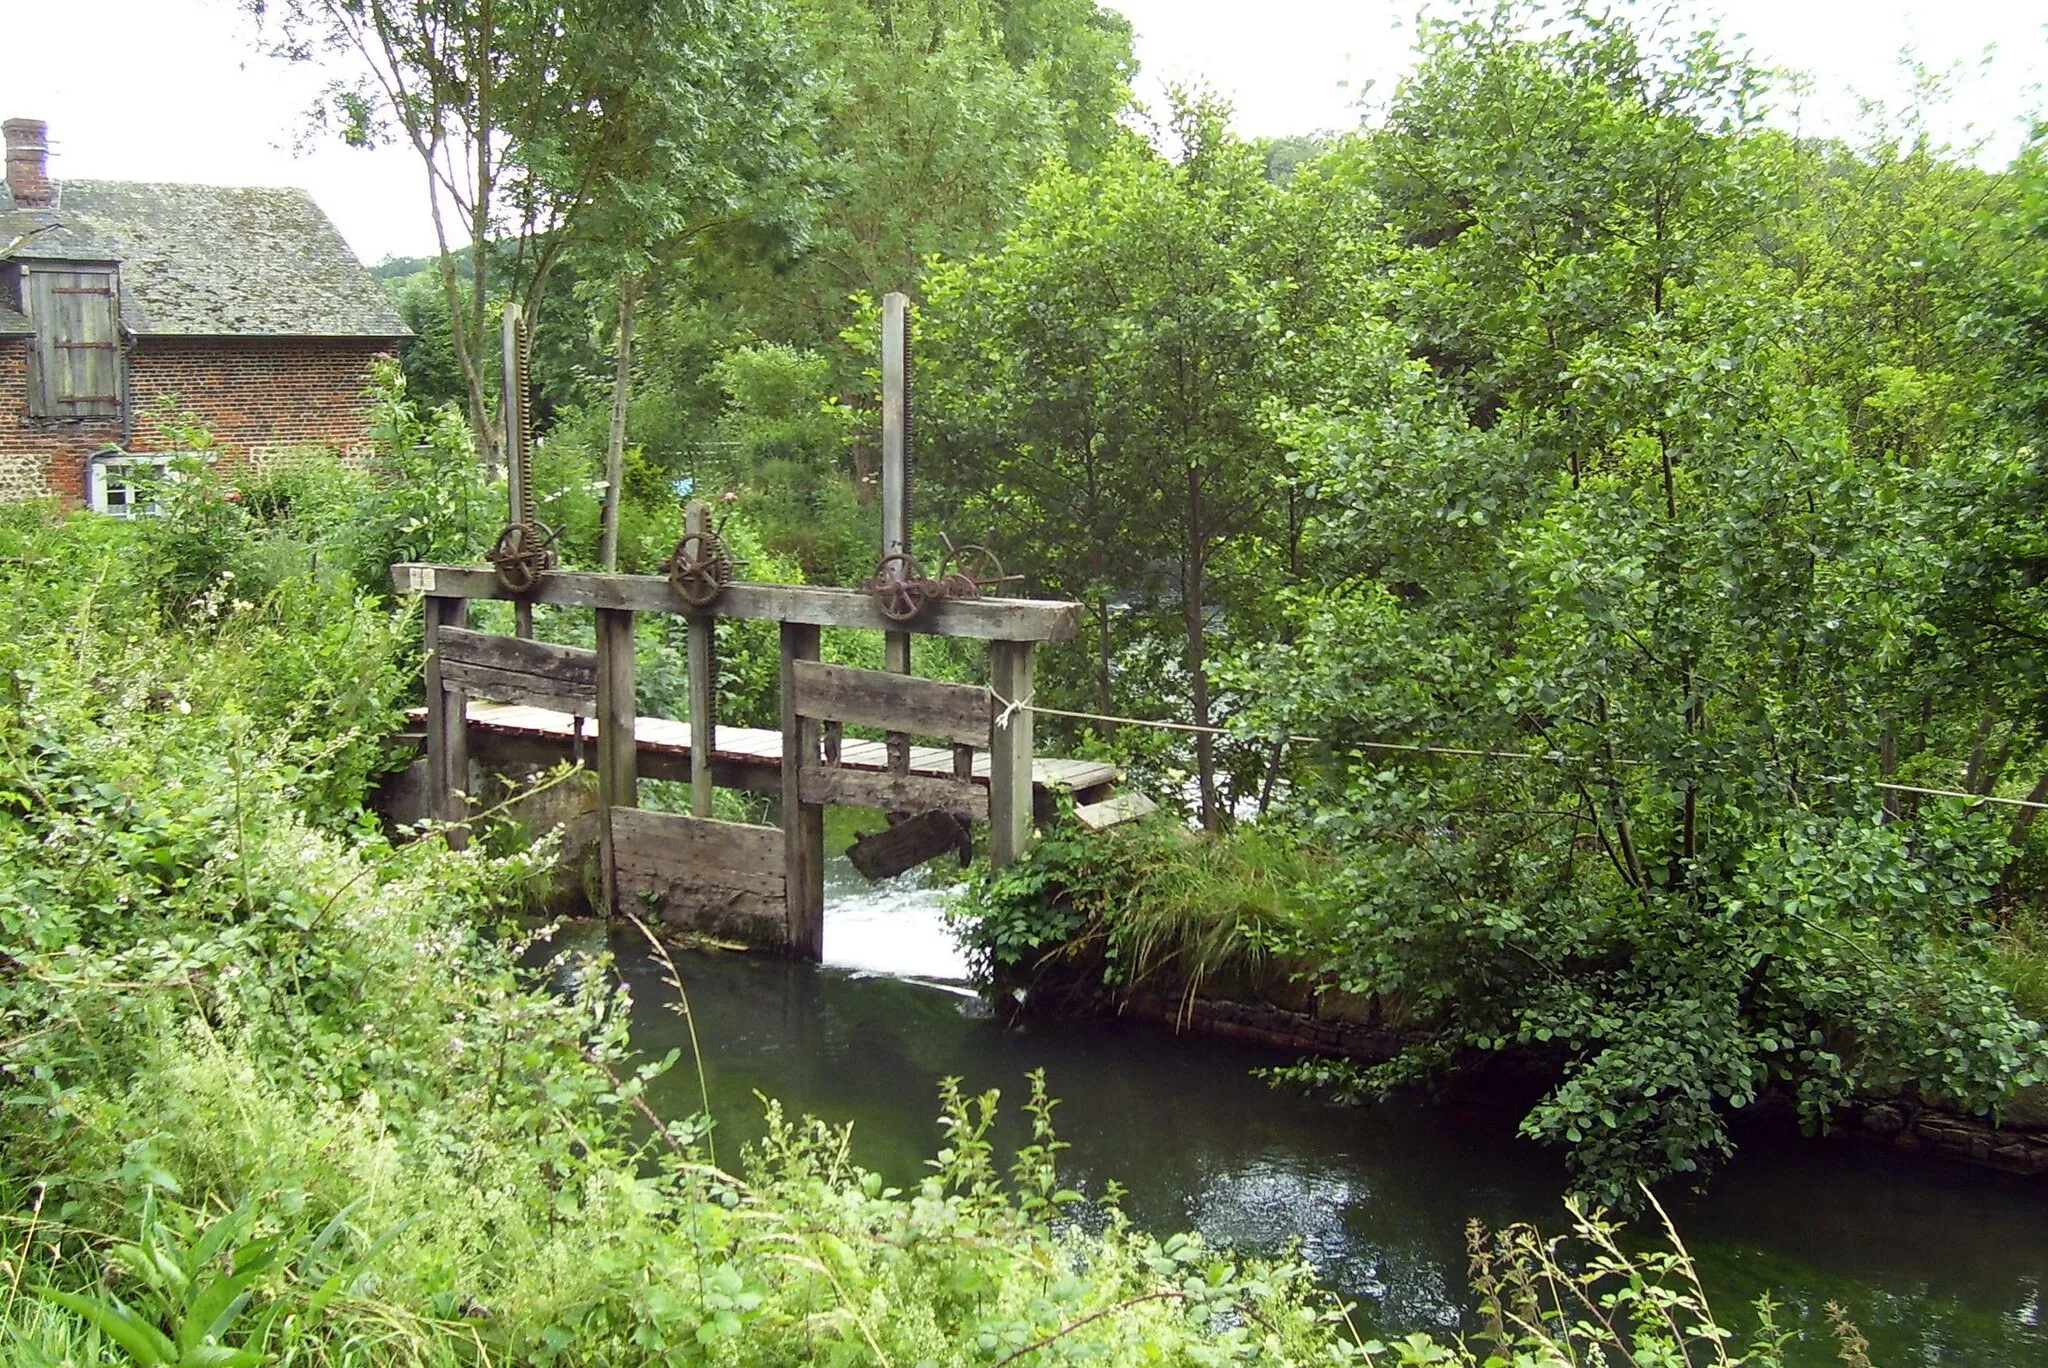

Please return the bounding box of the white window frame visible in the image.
[88,452,180,517]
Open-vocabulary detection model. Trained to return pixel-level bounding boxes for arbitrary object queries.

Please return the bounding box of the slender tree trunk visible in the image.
[600,275,640,572]
[1186,462,1218,832]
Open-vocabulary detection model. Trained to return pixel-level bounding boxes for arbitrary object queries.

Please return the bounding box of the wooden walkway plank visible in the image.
[427,700,1121,793]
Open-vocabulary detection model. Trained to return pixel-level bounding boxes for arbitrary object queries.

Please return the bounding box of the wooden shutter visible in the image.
[24,266,122,420]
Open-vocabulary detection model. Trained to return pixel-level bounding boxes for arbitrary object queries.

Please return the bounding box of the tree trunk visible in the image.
[1186,462,1218,831]
[599,275,639,572]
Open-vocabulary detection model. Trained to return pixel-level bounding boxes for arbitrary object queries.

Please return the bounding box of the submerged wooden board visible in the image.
[791,659,991,747]
[430,701,1123,794]
[392,564,1082,642]
[609,806,789,947]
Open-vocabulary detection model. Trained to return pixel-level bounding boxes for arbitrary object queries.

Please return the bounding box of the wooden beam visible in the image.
[685,501,716,818]
[791,659,991,748]
[596,607,637,918]
[423,596,470,848]
[846,811,964,881]
[798,766,989,820]
[881,292,914,772]
[781,622,825,960]
[1074,791,1159,831]
[437,627,597,714]
[391,564,1081,642]
[989,640,1035,868]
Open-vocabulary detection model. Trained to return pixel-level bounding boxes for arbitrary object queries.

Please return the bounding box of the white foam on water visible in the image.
[821,854,973,983]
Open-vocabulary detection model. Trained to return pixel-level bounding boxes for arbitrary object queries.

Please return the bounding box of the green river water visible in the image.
[566,857,2048,1366]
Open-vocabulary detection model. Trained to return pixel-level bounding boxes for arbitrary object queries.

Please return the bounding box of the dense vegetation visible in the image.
[0,462,1852,1365]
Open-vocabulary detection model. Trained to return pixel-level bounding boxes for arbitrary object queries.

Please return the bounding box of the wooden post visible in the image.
[597,607,638,914]
[781,621,825,959]
[502,302,534,640]
[685,501,716,818]
[989,639,1035,869]
[423,595,470,849]
[881,292,912,774]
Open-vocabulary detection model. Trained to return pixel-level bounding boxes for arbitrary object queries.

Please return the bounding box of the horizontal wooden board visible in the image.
[404,701,1124,793]
[799,766,989,820]
[437,627,599,712]
[610,806,785,894]
[394,564,1081,642]
[1074,790,1159,831]
[792,660,991,747]
[846,812,967,880]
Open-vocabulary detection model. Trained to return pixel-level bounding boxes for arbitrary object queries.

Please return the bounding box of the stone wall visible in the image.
[0,335,391,505]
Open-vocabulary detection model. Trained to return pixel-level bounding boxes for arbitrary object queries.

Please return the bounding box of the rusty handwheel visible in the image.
[487,520,558,594]
[865,552,930,622]
[664,527,737,609]
[940,543,1009,601]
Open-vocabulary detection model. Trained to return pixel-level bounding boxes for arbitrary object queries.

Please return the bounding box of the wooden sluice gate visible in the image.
[397,291,1152,960]
[394,558,1124,959]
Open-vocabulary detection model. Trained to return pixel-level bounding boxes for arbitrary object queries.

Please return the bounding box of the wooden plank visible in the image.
[781,622,825,961]
[610,807,784,894]
[437,627,597,713]
[989,640,1035,868]
[685,502,716,817]
[1074,791,1159,831]
[438,659,596,716]
[390,564,1082,642]
[791,659,991,748]
[846,811,964,881]
[798,766,989,821]
[423,596,470,848]
[596,608,637,919]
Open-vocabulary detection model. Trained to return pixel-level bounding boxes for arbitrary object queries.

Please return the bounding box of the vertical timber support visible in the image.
[781,621,825,959]
[423,595,470,849]
[989,639,1035,869]
[502,302,534,640]
[685,501,716,818]
[597,607,638,914]
[880,291,913,774]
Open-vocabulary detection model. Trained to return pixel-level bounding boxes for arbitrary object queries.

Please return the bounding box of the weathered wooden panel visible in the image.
[846,812,967,880]
[437,626,598,713]
[24,266,122,420]
[791,659,991,748]
[782,622,825,960]
[611,807,790,948]
[1073,790,1158,831]
[390,564,1083,642]
[611,806,785,891]
[798,766,989,820]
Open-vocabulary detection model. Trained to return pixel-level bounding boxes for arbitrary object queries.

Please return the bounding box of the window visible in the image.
[22,262,123,421]
[88,452,174,517]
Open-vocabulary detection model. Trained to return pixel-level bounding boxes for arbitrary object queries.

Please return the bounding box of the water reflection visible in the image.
[570,855,2048,1366]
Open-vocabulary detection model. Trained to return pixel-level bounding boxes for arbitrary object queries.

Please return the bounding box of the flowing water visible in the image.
[567,858,2048,1366]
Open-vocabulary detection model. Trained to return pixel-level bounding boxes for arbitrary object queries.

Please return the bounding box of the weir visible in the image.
[392,293,1143,959]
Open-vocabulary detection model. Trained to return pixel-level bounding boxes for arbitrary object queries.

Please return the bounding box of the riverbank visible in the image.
[950,816,2048,1194]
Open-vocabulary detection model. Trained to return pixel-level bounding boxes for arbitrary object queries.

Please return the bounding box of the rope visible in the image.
[987,692,2048,811]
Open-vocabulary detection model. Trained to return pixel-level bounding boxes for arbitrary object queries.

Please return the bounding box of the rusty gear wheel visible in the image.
[487,520,558,594]
[864,552,931,622]
[664,528,737,609]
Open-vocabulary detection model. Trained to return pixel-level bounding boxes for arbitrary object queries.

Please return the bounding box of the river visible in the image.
[567,856,2048,1366]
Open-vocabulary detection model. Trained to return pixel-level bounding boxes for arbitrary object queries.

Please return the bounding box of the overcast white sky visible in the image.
[8,1,2046,264]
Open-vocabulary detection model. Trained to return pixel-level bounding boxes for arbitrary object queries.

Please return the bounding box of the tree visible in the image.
[249,0,812,467]
[924,98,1280,829]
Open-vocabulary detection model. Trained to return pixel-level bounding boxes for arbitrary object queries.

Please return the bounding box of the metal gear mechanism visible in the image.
[487,520,558,594]
[663,526,740,609]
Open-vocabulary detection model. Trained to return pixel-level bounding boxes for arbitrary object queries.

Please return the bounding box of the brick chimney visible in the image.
[5,119,53,209]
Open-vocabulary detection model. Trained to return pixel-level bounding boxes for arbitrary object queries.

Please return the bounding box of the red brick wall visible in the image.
[0,335,393,506]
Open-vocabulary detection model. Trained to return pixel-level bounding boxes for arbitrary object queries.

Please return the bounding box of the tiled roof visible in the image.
[1,180,408,338]
[0,300,29,336]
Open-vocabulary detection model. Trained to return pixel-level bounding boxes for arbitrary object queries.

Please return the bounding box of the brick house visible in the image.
[0,118,408,510]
